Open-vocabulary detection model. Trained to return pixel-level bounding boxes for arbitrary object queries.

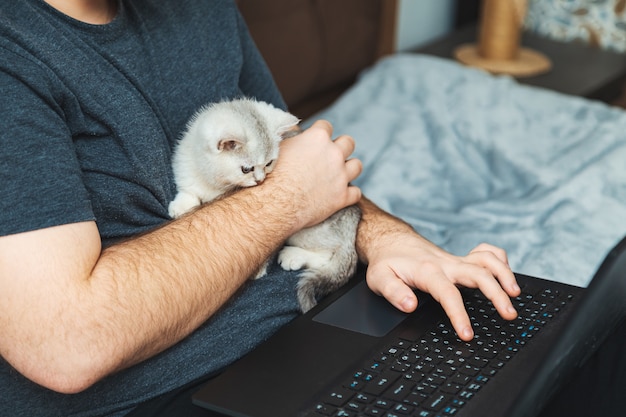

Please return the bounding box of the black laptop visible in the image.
[192,236,626,417]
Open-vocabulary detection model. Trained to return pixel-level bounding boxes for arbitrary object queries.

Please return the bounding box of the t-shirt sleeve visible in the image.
[0,58,94,236]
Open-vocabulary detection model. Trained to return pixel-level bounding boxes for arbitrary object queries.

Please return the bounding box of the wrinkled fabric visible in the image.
[311,54,626,287]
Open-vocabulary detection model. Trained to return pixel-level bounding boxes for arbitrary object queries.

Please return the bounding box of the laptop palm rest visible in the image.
[313,280,408,337]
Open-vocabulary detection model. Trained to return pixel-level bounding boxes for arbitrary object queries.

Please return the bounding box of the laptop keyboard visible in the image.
[304,286,574,417]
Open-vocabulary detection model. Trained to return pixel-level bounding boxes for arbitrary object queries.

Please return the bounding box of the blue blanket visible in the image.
[309,54,626,287]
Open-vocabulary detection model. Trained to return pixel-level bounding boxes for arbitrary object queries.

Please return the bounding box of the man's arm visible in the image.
[0,121,362,394]
[356,196,521,341]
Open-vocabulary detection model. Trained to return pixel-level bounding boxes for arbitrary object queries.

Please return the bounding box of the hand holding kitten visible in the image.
[268,120,362,231]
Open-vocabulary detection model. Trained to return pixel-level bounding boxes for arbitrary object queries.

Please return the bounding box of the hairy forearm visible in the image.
[3,185,298,394]
[355,196,417,264]
[90,188,300,380]
[102,198,282,347]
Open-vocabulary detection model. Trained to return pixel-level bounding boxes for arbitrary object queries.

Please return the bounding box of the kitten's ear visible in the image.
[256,102,300,140]
[217,138,243,152]
[275,112,301,139]
[280,125,303,140]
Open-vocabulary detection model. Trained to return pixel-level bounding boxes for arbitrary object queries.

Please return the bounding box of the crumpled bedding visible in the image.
[308,54,626,287]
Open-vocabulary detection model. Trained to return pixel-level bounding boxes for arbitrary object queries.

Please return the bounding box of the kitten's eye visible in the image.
[241,166,254,174]
[265,160,274,167]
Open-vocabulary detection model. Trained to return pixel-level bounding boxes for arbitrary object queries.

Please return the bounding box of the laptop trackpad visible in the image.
[313,280,408,337]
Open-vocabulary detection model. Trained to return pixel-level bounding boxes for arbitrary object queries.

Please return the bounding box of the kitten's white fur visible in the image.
[169,98,361,312]
[168,98,299,218]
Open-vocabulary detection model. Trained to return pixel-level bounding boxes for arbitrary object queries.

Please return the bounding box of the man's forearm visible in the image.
[1,185,299,394]
[355,196,417,264]
[87,185,303,383]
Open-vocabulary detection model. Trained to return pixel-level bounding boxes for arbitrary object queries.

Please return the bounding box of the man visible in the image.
[0,1,519,415]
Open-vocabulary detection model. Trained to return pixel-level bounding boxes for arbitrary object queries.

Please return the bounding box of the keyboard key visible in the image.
[363,372,400,396]
[426,394,451,411]
[310,403,333,416]
[323,388,353,407]
[354,393,373,404]
[364,408,385,416]
[393,403,414,414]
[414,383,437,395]
[440,383,463,394]
[404,391,428,407]
[383,381,413,402]
[450,373,470,386]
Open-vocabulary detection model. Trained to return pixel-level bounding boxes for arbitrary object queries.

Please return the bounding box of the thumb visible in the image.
[366,264,418,313]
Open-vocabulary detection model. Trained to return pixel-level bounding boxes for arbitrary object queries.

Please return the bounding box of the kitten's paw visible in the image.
[168,193,201,218]
[278,246,310,271]
[279,246,332,272]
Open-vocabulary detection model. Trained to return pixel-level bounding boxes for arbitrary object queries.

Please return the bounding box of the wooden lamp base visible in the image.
[454,43,552,78]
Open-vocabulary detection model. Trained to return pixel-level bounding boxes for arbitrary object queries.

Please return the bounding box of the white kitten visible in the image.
[168,98,299,217]
[169,98,361,312]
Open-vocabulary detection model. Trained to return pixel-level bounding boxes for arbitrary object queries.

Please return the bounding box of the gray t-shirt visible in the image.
[0,1,300,415]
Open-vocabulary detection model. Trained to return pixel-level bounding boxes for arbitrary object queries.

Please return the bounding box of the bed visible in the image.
[238,0,626,287]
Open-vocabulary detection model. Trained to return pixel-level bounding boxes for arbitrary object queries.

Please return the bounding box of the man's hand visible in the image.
[356,198,520,342]
[270,120,362,231]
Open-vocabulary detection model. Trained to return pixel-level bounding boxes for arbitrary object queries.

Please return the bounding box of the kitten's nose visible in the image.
[254,172,265,185]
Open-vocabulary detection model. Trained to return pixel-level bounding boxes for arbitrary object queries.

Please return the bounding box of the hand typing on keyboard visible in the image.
[355,210,521,342]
